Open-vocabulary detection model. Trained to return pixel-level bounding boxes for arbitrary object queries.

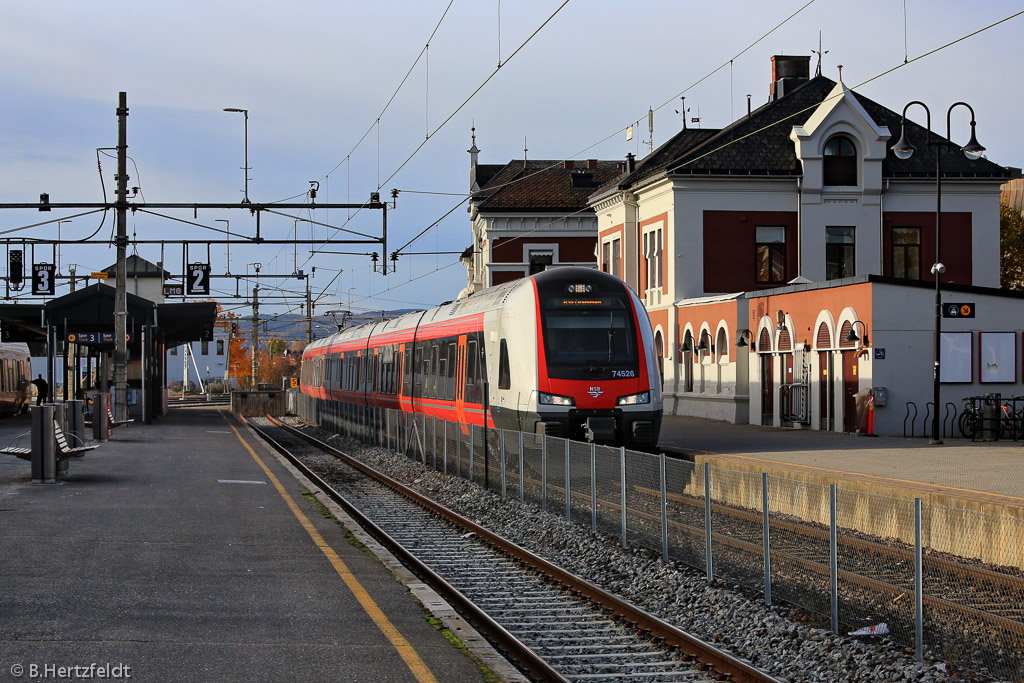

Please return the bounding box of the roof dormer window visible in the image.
[823,135,857,186]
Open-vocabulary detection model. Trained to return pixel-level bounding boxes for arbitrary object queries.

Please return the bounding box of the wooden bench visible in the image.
[54,420,98,458]
[107,406,133,427]
[0,422,98,461]
[0,432,32,460]
[84,405,134,429]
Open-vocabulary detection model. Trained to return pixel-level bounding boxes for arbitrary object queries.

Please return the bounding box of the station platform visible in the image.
[0,407,496,683]
[659,414,1024,567]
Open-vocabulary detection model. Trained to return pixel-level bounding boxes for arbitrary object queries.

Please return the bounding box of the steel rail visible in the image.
[243,415,567,683]
[265,415,782,683]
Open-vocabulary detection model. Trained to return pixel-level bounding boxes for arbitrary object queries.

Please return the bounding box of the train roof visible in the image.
[305,266,608,352]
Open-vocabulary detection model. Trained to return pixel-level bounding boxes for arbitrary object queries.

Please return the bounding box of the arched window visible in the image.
[823,135,857,186]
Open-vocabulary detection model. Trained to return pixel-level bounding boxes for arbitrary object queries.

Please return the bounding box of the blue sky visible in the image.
[1,0,1021,320]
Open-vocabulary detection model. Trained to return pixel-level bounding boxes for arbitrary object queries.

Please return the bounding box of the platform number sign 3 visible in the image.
[187,263,210,295]
[32,263,55,295]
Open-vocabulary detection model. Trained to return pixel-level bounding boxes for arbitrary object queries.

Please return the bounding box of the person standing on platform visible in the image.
[31,374,48,405]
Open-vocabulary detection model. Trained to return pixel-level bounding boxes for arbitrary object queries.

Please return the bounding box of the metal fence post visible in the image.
[432,417,437,469]
[443,420,448,474]
[660,453,668,563]
[500,429,507,499]
[386,409,390,450]
[915,498,924,663]
[541,436,548,512]
[565,438,571,522]
[518,431,525,503]
[704,463,713,582]
[762,472,772,606]
[830,483,839,634]
[590,442,597,534]
[620,446,627,548]
[457,424,461,478]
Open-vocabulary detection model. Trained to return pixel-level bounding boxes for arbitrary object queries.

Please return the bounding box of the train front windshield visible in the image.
[540,294,639,380]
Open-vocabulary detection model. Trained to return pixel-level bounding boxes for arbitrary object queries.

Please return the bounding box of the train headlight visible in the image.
[616,391,650,406]
[539,392,575,407]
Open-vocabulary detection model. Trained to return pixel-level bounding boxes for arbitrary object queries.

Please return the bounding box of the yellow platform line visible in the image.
[225,417,439,683]
[705,451,1024,504]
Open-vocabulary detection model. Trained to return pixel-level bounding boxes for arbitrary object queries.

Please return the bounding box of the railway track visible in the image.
[248,415,782,683]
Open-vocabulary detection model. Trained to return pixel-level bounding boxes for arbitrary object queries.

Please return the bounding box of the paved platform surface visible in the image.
[0,408,489,683]
[659,413,1024,508]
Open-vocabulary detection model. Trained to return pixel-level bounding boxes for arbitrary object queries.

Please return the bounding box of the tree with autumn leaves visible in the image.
[221,310,304,389]
[1001,200,1024,291]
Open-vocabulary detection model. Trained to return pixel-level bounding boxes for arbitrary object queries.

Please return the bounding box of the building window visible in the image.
[826,227,855,280]
[170,346,178,356]
[601,242,611,273]
[643,228,662,291]
[216,340,225,355]
[612,238,621,278]
[755,226,786,284]
[201,341,209,355]
[823,135,857,186]
[528,250,553,275]
[892,226,922,280]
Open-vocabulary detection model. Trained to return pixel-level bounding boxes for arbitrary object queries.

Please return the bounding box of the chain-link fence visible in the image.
[295,395,1024,681]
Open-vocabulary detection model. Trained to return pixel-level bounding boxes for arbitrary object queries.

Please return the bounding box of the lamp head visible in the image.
[892,126,916,160]
[961,124,985,160]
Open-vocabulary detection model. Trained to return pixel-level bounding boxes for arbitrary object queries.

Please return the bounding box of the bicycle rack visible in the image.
[903,402,917,438]
[922,402,934,439]
[943,402,957,439]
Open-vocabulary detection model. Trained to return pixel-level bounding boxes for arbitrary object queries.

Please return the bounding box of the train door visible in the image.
[842,351,858,432]
[455,335,469,431]
[818,351,834,431]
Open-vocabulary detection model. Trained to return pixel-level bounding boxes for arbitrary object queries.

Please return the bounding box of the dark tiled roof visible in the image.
[611,76,1009,189]
[474,160,622,213]
[100,254,169,278]
[474,164,504,190]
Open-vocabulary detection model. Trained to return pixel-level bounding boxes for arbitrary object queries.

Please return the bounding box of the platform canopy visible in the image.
[0,283,216,351]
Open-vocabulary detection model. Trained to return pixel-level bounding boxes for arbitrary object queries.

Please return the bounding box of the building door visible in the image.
[842,351,858,432]
[781,353,794,424]
[760,353,774,425]
[818,351,834,431]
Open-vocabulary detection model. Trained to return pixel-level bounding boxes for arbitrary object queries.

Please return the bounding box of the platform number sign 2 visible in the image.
[187,263,210,295]
[32,263,55,295]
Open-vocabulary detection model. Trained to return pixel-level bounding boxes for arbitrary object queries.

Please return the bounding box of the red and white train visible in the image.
[300,267,662,448]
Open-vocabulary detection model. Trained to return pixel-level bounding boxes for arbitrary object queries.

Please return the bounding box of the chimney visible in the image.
[563,160,574,169]
[769,55,810,101]
[625,153,635,174]
[587,159,597,169]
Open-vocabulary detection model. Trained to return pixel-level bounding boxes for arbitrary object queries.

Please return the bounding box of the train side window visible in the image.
[466,339,478,386]
[403,346,411,395]
[446,342,457,400]
[431,344,442,399]
[414,345,423,393]
[498,339,510,390]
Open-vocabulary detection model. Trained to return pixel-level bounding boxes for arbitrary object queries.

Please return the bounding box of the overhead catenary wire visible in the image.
[348,8,1023,311]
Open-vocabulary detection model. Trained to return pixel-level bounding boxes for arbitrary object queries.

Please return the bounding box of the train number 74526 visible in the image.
[611,370,635,378]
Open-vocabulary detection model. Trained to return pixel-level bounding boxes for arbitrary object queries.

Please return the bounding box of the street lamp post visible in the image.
[891,101,986,444]
[222,108,250,204]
